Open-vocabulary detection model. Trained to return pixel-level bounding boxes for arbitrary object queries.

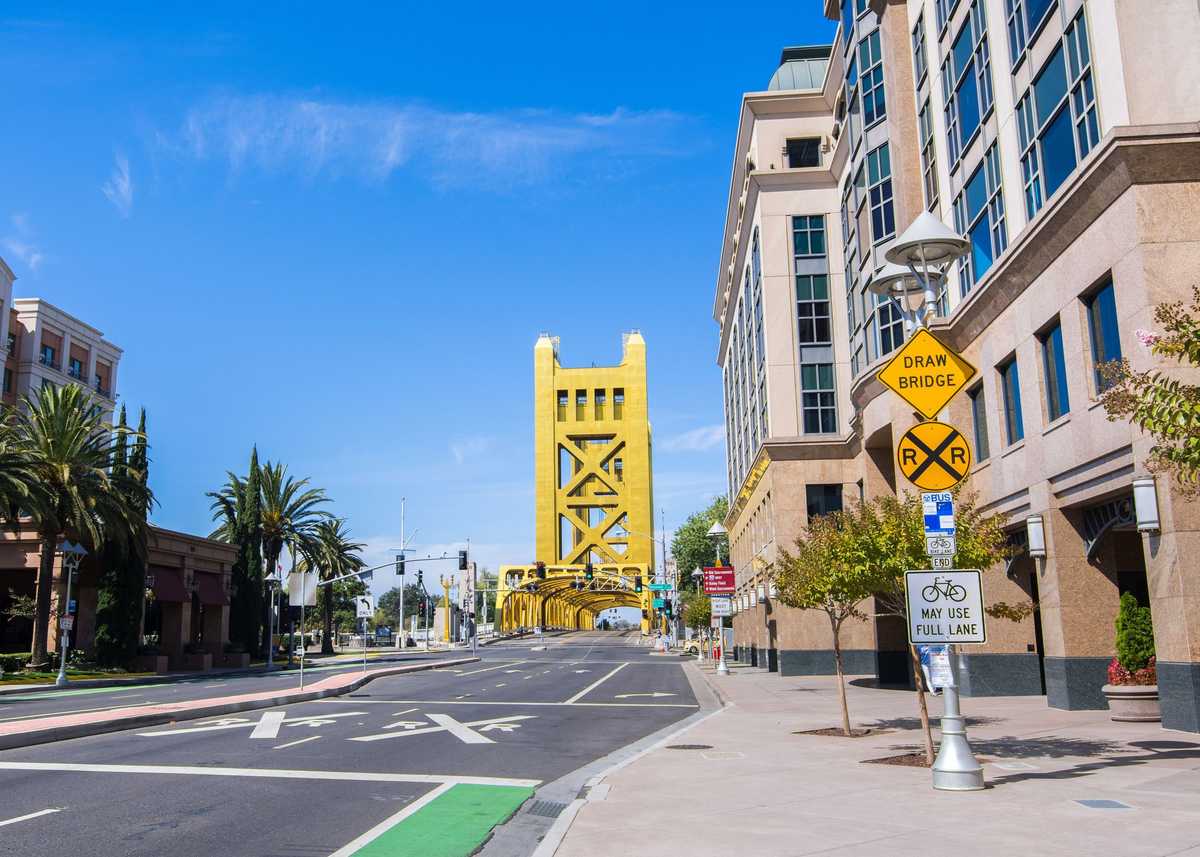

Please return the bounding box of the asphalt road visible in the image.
[0,631,700,857]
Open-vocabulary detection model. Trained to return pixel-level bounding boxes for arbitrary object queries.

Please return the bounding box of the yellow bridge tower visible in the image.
[497,332,656,635]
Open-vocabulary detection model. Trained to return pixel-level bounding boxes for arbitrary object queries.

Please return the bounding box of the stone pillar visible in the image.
[1037,506,1119,710]
[1142,479,1200,732]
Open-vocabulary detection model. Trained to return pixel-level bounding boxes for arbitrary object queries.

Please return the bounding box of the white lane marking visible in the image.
[0,808,61,828]
[503,670,522,674]
[455,661,526,677]
[523,676,532,680]
[250,711,287,739]
[574,670,590,674]
[563,662,629,704]
[326,699,699,708]
[108,694,141,700]
[495,683,506,688]
[328,783,454,857]
[273,735,321,750]
[391,707,418,717]
[138,710,368,737]
[0,762,539,788]
[204,683,227,688]
[614,692,675,699]
[351,714,535,744]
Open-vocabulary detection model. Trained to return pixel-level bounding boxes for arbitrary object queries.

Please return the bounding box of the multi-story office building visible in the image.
[716,0,1200,731]
[3,294,121,418]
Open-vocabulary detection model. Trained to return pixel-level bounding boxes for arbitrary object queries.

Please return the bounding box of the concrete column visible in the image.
[1037,506,1119,710]
[1142,479,1200,731]
[59,331,70,373]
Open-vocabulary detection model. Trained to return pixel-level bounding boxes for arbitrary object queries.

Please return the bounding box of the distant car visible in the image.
[683,640,700,655]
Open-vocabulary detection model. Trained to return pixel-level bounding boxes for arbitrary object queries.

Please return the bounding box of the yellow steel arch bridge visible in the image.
[496,333,657,634]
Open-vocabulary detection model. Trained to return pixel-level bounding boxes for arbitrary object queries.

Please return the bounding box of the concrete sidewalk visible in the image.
[0,656,478,751]
[552,662,1200,857]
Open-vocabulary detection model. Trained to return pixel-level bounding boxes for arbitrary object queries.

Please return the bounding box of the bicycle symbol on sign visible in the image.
[921,576,967,603]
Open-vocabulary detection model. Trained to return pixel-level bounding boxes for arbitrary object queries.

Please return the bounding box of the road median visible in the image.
[0,657,479,752]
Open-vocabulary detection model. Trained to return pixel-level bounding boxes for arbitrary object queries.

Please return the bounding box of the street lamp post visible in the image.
[706,522,730,676]
[55,541,88,688]
[880,213,983,793]
[689,567,704,663]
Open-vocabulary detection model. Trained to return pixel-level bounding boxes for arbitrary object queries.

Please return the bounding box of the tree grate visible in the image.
[525,800,569,818]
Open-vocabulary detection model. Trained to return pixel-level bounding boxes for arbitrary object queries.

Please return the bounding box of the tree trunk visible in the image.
[909,643,935,765]
[830,613,852,736]
[29,533,57,669]
[322,583,335,655]
[262,548,278,659]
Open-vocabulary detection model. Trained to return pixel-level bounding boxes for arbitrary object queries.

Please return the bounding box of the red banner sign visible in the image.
[702,566,735,595]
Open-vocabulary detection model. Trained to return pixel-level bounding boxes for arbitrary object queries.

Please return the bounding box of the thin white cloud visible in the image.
[165,94,690,188]
[102,153,134,217]
[450,435,493,465]
[659,424,725,453]
[1,212,45,272]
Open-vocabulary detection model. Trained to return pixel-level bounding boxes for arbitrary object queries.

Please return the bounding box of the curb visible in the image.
[0,656,479,752]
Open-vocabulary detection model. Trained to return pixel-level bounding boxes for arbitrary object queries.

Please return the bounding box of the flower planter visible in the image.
[180,652,212,672]
[220,652,251,669]
[1102,684,1161,722]
[132,654,169,674]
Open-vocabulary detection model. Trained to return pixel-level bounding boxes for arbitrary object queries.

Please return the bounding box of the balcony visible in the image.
[67,365,85,380]
[39,354,61,371]
[94,377,112,399]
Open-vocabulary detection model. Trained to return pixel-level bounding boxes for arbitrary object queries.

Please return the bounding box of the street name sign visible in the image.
[877,328,978,420]
[897,421,972,491]
[710,596,732,618]
[648,583,673,592]
[904,570,986,644]
[652,597,666,609]
[702,566,736,595]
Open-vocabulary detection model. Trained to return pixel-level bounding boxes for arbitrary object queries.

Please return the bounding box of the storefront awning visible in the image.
[149,566,187,603]
[195,572,228,606]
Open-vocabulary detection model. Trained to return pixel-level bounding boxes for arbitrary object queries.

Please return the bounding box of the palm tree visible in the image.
[206,448,264,655]
[258,461,330,655]
[0,414,38,528]
[13,384,152,668]
[308,518,366,654]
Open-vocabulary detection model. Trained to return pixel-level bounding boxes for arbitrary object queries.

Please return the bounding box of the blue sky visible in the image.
[0,4,836,594]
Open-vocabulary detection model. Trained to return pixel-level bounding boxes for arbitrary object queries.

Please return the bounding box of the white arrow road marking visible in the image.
[574,670,590,674]
[273,735,321,750]
[138,711,368,737]
[613,692,675,699]
[382,720,427,731]
[250,711,287,739]
[350,714,535,744]
[0,808,61,828]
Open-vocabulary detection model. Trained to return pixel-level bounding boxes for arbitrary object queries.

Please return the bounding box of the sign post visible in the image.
[356,595,375,673]
[905,570,986,791]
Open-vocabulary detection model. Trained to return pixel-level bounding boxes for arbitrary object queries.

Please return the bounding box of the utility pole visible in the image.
[397,497,405,651]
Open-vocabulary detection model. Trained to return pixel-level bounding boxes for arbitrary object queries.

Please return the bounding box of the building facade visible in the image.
[716,0,1200,731]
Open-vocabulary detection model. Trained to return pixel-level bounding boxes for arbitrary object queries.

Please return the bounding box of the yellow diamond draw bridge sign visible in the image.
[877,328,978,420]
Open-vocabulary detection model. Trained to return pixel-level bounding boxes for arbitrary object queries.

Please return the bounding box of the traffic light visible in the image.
[417,569,424,586]
[641,609,648,619]
[536,561,546,579]
[584,563,594,581]
[634,576,643,593]
[458,550,469,571]
[395,553,405,576]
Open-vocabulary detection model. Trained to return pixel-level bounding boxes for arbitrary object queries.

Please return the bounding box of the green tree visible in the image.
[257,461,330,656]
[1114,592,1155,673]
[682,588,711,630]
[208,448,265,656]
[1099,287,1200,493]
[93,406,152,667]
[0,414,36,528]
[379,583,424,635]
[774,508,893,736]
[309,518,365,654]
[671,496,729,590]
[13,384,152,668]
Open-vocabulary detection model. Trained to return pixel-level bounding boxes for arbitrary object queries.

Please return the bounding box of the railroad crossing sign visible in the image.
[877,328,977,420]
[897,421,972,491]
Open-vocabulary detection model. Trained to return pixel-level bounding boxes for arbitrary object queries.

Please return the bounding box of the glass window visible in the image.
[1040,320,1070,420]
[918,99,939,211]
[941,0,993,165]
[912,15,928,84]
[2,367,11,395]
[953,144,1007,292]
[999,357,1025,444]
[796,275,832,345]
[801,363,838,434]
[875,294,904,357]
[935,0,961,33]
[866,144,895,243]
[969,384,990,461]
[1006,0,1058,64]
[1016,15,1099,219]
[792,215,826,258]
[1086,279,1122,392]
[786,138,821,168]
[858,31,886,126]
[806,484,844,520]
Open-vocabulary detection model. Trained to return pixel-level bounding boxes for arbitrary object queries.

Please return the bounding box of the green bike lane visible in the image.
[0,643,698,856]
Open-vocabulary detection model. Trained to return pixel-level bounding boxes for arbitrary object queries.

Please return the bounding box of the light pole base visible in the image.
[931,714,984,791]
[716,659,729,675]
[54,673,68,688]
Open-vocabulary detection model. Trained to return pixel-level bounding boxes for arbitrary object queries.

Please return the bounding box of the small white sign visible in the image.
[930,555,953,569]
[355,595,375,619]
[60,615,74,631]
[925,535,956,556]
[710,596,732,618]
[904,570,986,644]
[288,569,318,607]
[921,492,956,535]
[919,644,953,688]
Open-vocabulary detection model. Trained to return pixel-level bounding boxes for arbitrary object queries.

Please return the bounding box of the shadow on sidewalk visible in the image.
[984,739,1200,786]
[863,715,1006,731]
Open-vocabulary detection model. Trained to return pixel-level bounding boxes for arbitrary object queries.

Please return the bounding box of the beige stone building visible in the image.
[716,0,1200,731]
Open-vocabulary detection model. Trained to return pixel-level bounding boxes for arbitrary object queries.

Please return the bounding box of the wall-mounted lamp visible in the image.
[757,584,766,601]
[1026,515,1046,559]
[1133,477,1161,532]
[768,582,778,599]
[750,589,758,607]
